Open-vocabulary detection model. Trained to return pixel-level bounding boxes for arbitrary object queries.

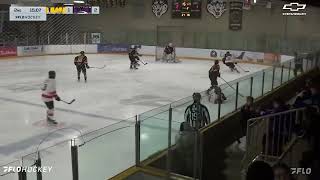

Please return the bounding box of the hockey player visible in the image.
[206,60,220,94]
[74,51,90,82]
[41,71,60,124]
[222,51,240,73]
[184,93,210,130]
[163,43,178,63]
[128,45,142,70]
[209,85,227,104]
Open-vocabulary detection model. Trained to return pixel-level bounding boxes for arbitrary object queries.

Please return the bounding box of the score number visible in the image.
[172,0,201,18]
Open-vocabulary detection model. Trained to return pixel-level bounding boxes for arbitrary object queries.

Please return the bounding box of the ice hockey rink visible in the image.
[0,54,281,179]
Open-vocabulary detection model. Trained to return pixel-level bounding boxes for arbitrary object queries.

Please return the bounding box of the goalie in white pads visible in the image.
[41,71,60,124]
[162,43,180,63]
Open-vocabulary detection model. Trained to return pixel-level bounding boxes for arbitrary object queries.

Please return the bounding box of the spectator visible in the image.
[271,97,289,114]
[310,87,320,106]
[184,92,210,130]
[273,163,295,180]
[246,160,274,180]
[240,96,256,136]
[293,52,303,77]
[175,118,195,176]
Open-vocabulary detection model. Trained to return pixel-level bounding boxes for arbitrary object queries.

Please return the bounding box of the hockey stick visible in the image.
[90,65,106,69]
[138,59,148,65]
[61,99,75,104]
[219,77,245,97]
[235,63,249,72]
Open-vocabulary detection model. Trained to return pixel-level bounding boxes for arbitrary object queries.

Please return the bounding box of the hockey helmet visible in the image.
[131,45,136,49]
[80,51,85,55]
[214,60,219,65]
[48,70,56,79]
[168,43,173,47]
[193,92,201,102]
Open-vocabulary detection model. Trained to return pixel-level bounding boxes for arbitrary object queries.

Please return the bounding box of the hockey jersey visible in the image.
[41,78,58,102]
[164,46,174,54]
[209,64,220,78]
[74,55,88,67]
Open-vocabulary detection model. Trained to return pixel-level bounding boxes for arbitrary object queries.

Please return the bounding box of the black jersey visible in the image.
[209,64,220,79]
[164,46,174,54]
[129,49,140,58]
[184,103,210,129]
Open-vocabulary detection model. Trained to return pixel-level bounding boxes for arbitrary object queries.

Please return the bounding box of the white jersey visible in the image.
[41,78,57,102]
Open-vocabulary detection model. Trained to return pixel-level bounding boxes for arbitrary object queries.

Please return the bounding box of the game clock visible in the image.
[172,0,202,18]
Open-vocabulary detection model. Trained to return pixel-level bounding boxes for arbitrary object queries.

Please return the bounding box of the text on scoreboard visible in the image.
[10,6,100,21]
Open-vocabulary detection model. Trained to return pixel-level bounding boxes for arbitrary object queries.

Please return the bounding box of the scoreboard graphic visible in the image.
[10,6,100,21]
[172,0,202,18]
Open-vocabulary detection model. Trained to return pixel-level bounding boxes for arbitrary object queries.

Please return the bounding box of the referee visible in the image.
[183,93,211,130]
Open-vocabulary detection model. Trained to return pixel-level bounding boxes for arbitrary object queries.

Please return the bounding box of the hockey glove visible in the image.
[55,96,61,101]
[86,65,90,69]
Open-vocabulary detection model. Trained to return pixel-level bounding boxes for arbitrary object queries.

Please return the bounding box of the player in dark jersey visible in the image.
[183,93,210,130]
[128,45,141,69]
[163,43,178,63]
[206,60,220,94]
[74,51,90,82]
[222,51,240,73]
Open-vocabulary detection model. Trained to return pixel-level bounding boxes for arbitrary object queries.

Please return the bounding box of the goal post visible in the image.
[155,26,184,61]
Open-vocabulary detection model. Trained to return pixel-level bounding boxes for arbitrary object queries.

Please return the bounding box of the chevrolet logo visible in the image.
[283,3,306,12]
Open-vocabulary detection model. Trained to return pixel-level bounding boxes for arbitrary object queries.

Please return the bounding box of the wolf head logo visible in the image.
[207,0,227,18]
[152,0,168,18]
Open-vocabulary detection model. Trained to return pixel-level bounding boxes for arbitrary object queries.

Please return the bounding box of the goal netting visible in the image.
[155,26,184,62]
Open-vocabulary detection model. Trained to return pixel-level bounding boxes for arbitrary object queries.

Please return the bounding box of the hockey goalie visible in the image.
[161,43,180,63]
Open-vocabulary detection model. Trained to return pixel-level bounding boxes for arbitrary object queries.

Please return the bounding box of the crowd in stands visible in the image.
[244,77,320,180]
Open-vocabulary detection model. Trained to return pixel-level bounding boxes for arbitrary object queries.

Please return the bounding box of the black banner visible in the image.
[229,1,243,31]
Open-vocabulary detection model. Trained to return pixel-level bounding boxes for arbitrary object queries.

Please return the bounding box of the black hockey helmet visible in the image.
[80,51,85,55]
[193,92,201,103]
[214,60,219,65]
[48,71,56,79]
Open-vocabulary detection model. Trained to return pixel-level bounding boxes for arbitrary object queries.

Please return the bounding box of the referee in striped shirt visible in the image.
[183,93,211,130]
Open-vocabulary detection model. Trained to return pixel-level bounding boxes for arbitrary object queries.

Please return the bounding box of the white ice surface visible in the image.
[0,54,270,179]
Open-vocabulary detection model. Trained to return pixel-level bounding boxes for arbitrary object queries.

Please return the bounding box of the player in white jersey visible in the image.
[41,71,60,124]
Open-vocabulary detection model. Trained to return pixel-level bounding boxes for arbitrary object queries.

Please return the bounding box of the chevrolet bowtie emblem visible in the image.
[283,3,306,12]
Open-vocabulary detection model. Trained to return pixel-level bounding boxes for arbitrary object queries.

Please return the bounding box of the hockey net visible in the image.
[155,26,183,61]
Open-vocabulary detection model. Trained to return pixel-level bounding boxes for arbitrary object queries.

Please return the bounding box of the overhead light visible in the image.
[64,3,74,6]
[74,0,85,3]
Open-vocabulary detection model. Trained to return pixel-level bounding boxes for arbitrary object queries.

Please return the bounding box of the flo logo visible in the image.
[282,3,306,16]
[291,168,311,175]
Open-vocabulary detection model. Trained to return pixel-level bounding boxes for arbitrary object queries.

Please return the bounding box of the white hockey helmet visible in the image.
[131,45,136,49]
[168,43,173,47]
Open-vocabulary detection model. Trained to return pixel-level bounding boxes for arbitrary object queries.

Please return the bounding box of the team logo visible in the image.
[152,0,168,18]
[210,50,217,57]
[207,0,227,18]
